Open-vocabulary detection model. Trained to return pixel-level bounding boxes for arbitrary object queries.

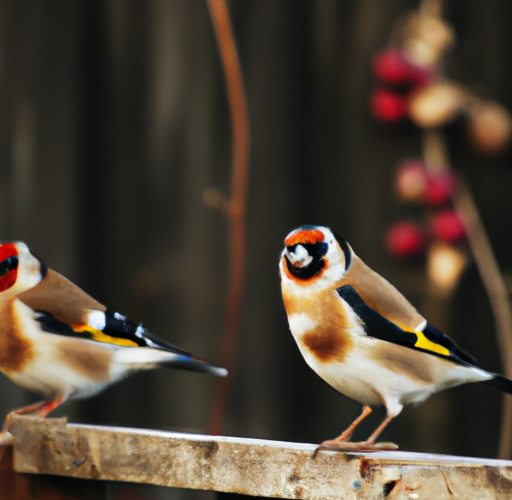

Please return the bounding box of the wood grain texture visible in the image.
[9,416,512,499]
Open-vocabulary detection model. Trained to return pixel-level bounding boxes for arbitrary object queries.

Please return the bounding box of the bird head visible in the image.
[280,225,352,285]
[0,242,46,296]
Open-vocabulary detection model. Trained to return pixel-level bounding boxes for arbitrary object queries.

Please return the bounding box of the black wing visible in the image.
[336,284,476,366]
[35,308,193,356]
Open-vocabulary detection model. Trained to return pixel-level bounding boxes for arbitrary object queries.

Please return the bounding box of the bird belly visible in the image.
[9,354,113,399]
[295,340,418,409]
[9,335,122,400]
[296,332,492,415]
[2,298,119,399]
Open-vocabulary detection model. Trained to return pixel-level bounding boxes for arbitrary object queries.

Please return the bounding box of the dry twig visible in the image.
[424,131,512,458]
[205,0,250,435]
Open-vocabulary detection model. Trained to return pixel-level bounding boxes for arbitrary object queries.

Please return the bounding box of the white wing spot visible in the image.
[135,325,146,339]
[416,319,427,331]
[87,310,106,330]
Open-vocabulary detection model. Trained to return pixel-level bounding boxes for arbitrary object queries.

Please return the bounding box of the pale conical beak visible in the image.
[286,244,313,268]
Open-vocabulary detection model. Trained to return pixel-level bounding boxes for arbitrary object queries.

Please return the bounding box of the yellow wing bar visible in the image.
[71,324,139,347]
[413,330,451,357]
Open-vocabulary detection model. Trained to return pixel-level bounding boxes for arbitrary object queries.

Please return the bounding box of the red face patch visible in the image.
[0,243,18,262]
[0,243,19,292]
[285,229,325,247]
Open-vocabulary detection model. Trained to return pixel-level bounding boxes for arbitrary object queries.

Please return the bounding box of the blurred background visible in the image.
[0,1,512,498]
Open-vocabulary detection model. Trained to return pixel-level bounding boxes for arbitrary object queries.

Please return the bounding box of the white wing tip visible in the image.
[212,367,228,377]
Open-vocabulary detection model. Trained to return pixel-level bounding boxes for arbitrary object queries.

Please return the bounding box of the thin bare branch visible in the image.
[206,0,250,435]
[423,130,512,458]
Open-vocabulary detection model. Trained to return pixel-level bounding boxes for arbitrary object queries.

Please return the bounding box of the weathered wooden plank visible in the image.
[0,443,106,500]
[9,415,512,499]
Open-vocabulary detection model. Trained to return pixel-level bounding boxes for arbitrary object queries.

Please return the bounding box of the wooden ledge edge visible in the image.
[7,415,512,500]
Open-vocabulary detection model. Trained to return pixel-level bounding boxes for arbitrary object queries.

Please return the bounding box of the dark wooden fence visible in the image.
[0,2,512,498]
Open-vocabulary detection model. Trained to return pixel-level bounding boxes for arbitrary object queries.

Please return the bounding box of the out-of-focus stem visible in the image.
[423,130,512,458]
[206,0,250,436]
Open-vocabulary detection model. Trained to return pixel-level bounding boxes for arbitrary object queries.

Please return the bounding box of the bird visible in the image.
[0,241,227,435]
[279,224,512,453]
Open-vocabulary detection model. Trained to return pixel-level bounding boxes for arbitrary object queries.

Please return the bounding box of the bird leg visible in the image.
[7,395,67,419]
[0,396,67,445]
[366,414,394,444]
[312,408,398,457]
[340,405,373,441]
[330,405,373,442]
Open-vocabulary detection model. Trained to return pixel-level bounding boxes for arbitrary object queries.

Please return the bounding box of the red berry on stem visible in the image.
[423,171,456,206]
[429,210,465,242]
[370,88,408,123]
[385,221,427,258]
[372,49,429,86]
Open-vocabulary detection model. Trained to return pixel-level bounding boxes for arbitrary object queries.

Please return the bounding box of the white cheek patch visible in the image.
[14,244,43,293]
[288,312,317,336]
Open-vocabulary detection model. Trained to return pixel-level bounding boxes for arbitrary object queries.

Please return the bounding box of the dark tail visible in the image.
[484,374,512,395]
[161,355,228,377]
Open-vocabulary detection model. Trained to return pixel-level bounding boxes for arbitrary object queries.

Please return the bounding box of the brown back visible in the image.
[17,269,106,326]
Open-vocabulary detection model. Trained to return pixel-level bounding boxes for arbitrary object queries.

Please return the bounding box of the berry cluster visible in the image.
[370,48,430,124]
[385,157,463,259]
[369,11,511,154]
[371,5,511,289]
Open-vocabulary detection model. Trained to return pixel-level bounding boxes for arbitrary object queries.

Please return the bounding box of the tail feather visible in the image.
[483,374,512,395]
[114,348,227,377]
[161,356,228,377]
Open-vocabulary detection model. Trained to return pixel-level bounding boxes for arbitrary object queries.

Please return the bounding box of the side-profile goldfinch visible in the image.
[279,225,512,452]
[0,241,227,425]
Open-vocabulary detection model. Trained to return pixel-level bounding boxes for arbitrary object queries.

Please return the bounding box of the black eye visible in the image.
[0,256,18,278]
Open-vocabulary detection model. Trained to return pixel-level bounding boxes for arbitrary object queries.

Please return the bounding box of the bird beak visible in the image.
[285,244,313,268]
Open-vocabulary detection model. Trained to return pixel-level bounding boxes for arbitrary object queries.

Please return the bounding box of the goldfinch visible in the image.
[279,225,512,452]
[0,241,227,426]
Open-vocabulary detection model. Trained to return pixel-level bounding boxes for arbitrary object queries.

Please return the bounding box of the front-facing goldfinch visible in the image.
[0,241,227,428]
[279,225,512,452]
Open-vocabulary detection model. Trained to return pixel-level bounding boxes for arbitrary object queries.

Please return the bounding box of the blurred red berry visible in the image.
[385,221,427,258]
[395,160,456,206]
[423,172,456,206]
[372,49,429,86]
[395,158,428,201]
[429,210,465,242]
[370,88,408,123]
